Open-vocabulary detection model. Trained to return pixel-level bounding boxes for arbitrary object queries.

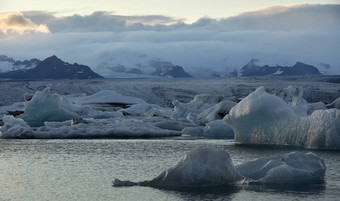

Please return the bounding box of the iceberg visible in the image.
[237,151,326,185]
[275,85,307,106]
[224,87,340,149]
[19,88,79,127]
[172,94,229,120]
[327,97,340,109]
[120,103,161,116]
[203,120,234,138]
[196,100,236,125]
[76,90,145,106]
[0,116,181,139]
[112,148,326,188]
[15,88,144,127]
[113,147,243,187]
[182,120,234,139]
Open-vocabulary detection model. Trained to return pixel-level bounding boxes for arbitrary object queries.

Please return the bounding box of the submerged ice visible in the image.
[113,147,326,187]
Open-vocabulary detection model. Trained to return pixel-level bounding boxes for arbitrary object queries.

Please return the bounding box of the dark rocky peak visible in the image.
[149,60,191,78]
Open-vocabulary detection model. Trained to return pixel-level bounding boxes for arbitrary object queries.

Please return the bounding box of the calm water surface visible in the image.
[1,139,339,201]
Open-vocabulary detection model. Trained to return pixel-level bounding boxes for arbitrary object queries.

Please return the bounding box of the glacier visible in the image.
[224,86,340,149]
[113,147,326,187]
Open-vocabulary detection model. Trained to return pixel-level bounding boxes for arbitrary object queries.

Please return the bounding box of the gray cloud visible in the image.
[0,4,339,75]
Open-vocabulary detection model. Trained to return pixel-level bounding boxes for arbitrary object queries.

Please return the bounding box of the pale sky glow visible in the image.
[1,0,340,22]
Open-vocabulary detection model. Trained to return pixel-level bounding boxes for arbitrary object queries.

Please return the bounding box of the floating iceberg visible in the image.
[76,90,145,106]
[120,103,161,116]
[17,88,145,127]
[237,151,326,185]
[275,85,307,106]
[172,94,229,120]
[182,120,234,139]
[19,88,79,127]
[113,148,326,188]
[196,100,236,125]
[327,97,340,109]
[224,87,340,149]
[0,116,181,139]
[113,147,243,187]
[203,120,234,138]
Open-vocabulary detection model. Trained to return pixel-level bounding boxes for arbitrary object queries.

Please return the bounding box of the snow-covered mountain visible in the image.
[0,55,40,73]
[149,60,192,78]
[0,55,103,79]
[102,60,192,78]
[240,59,323,76]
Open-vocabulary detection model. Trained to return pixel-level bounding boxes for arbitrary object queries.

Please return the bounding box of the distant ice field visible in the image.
[1,76,339,107]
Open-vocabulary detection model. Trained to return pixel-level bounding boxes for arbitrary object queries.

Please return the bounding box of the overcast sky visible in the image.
[0,1,339,75]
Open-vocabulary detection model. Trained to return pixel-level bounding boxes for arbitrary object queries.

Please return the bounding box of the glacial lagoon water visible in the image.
[1,138,339,201]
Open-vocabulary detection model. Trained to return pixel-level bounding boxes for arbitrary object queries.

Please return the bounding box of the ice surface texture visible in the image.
[224,87,340,149]
[18,88,126,127]
[237,151,326,185]
[0,88,183,138]
[113,147,243,187]
[113,147,326,187]
[0,115,181,139]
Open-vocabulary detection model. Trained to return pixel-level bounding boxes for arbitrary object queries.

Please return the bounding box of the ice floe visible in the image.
[172,94,230,120]
[113,147,243,187]
[196,100,236,125]
[0,116,181,139]
[276,85,307,106]
[237,151,326,185]
[182,120,234,139]
[113,147,326,187]
[327,97,340,109]
[76,90,145,106]
[224,86,340,149]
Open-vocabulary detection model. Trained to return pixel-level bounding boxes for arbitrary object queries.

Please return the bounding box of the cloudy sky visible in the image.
[0,1,340,76]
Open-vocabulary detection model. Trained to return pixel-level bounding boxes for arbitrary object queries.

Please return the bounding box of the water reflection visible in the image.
[154,186,240,201]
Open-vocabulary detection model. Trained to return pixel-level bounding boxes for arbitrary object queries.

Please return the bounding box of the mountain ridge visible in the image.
[240,59,323,76]
[0,55,103,79]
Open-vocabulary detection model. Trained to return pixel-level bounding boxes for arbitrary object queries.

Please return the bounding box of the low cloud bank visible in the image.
[0,4,339,75]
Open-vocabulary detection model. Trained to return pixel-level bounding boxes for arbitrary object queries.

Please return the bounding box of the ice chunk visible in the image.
[237,152,326,185]
[196,100,236,125]
[275,85,307,106]
[182,126,204,136]
[19,88,79,127]
[172,94,228,120]
[182,120,233,138]
[224,87,340,149]
[120,103,161,116]
[15,88,124,127]
[76,90,145,106]
[327,97,340,109]
[0,116,181,139]
[145,107,172,118]
[0,115,32,138]
[0,102,25,121]
[113,147,243,187]
[113,148,325,188]
[203,120,234,138]
[306,102,326,115]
